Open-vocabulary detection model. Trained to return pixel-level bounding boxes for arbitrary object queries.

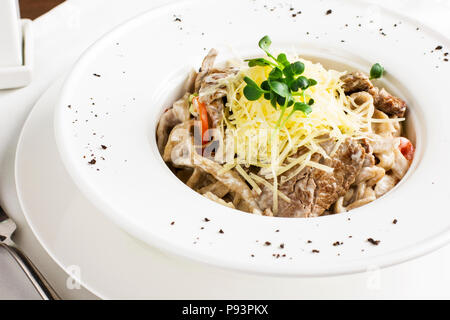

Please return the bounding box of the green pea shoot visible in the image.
[369,63,384,79]
[243,36,317,131]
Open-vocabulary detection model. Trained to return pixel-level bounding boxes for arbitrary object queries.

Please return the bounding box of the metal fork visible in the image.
[0,207,60,300]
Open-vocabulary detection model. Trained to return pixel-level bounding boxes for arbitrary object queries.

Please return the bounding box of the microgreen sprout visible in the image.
[243,35,317,132]
[369,63,384,79]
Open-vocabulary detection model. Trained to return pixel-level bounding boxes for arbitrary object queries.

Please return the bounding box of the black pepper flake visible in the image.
[279,243,285,249]
[393,219,398,224]
[289,7,294,11]
[367,238,380,246]
[93,73,101,77]
[307,240,312,244]
[251,254,255,257]
[444,52,448,56]
[101,145,107,150]
[264,241,271,246]
[88,159,96,165]
[292,14,297,17]
[436,45,443,50]
[312,249,320,253]
[275,229,280,232]
[333,241,343,246]
[444,58,448,62]
[219,229,224,234]
[204,217,210,222]
[174,17,181,22]
[326,9,332,15]
[170,221,175,225]
[67,105,71,109]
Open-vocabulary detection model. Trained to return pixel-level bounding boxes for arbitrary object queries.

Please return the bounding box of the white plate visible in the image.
[15,79,450,299]
[54,0,450,276]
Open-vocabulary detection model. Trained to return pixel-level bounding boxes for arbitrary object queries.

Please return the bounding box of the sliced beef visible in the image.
[340,72,374,94]
[309,139,365,216]
[340,72,407,117]
[257,139,366,217]
[370,87,407,117]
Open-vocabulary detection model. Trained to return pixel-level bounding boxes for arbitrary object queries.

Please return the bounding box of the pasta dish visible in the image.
[156,36,414,217]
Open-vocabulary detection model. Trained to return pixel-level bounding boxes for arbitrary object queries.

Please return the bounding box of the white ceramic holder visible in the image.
[0,0,33,90]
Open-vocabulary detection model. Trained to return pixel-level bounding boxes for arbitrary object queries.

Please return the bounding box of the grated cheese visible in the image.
[249,173,291,203]
[214,57,376,213]
[305,160,334,173]
[218,162,236,175]
[235,164,262,195]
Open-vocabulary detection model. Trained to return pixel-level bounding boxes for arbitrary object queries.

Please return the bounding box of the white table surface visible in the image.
[0,0,449,299]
